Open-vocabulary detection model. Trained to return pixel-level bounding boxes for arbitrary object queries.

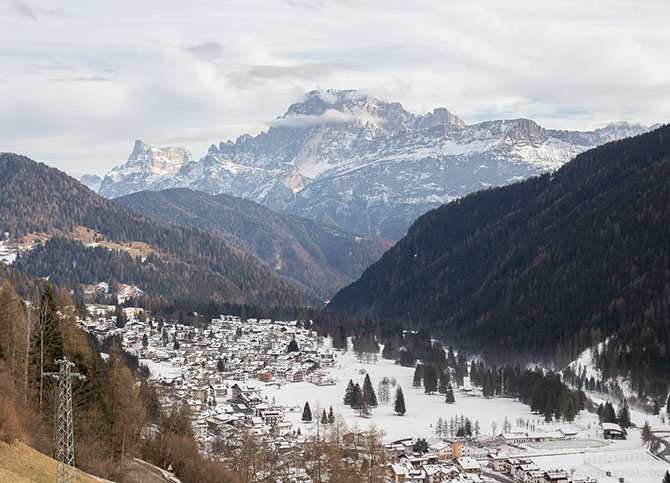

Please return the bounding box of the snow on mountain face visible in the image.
[98,90,654,240]
[98,140,193,198]
[79,174,102,192]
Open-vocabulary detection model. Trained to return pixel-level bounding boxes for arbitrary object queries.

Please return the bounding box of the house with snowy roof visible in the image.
[455,456,481,473]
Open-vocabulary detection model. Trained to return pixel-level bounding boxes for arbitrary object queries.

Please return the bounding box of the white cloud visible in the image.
[0,0,668,175]
[12,1,38,21]
[268,109,380,128]
[182,41,225,61]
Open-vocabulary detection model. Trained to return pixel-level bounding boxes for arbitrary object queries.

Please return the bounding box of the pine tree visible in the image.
[287,338,299,353]
[653,399,660,415]
[114,305,127,328]
[617,399,631,428]
[438,372,448,394]
[412,438,428,453]
[662,470,670,483]
[142,333,148,348]
[321,409,328,425]
[602,401,617,423]
[343,379,356,406]
[352,383,363,408]
[362,374,378,407]
[666,395,670,415]
[302,402,312,422]
[413,364,424,387]
[464,419,472,438]
[394,386,406,416]
[445,384,455,403]
[423,365,438,394]
[641,421,652,445]
[328,406,335,424]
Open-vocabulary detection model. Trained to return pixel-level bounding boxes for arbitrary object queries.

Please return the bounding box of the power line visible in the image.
[44,357,86,483]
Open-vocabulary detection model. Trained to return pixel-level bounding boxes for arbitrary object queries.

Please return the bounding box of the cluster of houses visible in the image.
[384,437,600,483]
[487,452,599,483]
[79,311,338,464]
[385,438,490,482]
[78,308,615,483]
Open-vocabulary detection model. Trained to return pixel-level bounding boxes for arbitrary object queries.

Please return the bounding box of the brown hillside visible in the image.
[0,440,105,483]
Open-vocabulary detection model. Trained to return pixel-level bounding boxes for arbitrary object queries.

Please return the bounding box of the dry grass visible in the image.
[0,440,106,483]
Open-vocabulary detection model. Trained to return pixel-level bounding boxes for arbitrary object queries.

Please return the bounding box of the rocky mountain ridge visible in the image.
[327,124,670,390]
[98,90,656,239]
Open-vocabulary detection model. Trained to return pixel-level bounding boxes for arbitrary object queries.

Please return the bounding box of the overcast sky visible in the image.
[1,0,669,176]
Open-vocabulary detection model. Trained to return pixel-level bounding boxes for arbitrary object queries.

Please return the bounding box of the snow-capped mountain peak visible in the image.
[98,140,193,198]
[97,91,656,239]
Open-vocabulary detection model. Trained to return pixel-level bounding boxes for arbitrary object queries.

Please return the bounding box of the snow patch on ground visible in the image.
[262,348,572,443]
[141,359,182,381]
[533,446,667,483]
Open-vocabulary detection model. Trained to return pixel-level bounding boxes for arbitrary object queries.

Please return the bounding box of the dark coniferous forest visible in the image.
[328,125,670,397]
[0,153,310,309]
[114,188,391,302]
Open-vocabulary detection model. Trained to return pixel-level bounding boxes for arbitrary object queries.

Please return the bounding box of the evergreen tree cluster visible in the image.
[597,399,631,428]
[327,126,670,396]
[0,153,310,310]
[469,361,586,422]
[343,374,378,417]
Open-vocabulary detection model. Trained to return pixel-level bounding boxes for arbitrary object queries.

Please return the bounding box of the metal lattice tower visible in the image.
[44,357,86,483]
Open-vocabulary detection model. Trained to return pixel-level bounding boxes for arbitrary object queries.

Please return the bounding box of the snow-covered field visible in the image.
[141,359,183,380]
[263,348,577,442]
[262,348,670,481]
[141,337,670,480]
[533,447,668,483]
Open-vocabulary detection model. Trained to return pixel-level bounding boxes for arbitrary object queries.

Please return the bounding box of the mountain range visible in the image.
[0,153,310,309]
[96,90,656,240]
[115,188,392,301]
[327,125,670,395]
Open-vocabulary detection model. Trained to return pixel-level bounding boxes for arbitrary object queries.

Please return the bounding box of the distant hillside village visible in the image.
[78,305,616,483]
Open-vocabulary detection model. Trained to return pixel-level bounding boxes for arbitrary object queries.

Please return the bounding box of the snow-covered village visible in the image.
[3,3,670,483]
[76,305,670,483]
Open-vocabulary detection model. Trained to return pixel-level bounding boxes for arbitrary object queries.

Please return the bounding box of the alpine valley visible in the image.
[328,125,670,398]
[114,188,392,302]
[0,153,311,310]
[97,90,656,240]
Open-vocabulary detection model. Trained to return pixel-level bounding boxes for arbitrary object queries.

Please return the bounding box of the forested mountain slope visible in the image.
[115,188,392,301]
[0,153,310,308]
[98,90,653,240]
[328,126,670,395]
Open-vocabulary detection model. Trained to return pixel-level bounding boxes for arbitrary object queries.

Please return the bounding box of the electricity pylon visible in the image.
[44,357,86,483]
